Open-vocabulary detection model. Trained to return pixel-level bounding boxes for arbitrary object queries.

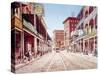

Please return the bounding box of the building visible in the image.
[11,2,52,70]
[53,30,64,50]
[63,17,79,51]
[71,6,97,56]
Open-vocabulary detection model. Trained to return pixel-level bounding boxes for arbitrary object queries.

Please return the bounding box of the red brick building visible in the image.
[63,17,79,50]
[53,30,64,50]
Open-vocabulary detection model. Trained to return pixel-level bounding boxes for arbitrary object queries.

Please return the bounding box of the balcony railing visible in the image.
[76,8,97,30]
[38,33,43,39]
[83,25,97,36]
[84,8,97,25]
[23,19,37,34]
[76,17,85,30]
[11,15,22,29]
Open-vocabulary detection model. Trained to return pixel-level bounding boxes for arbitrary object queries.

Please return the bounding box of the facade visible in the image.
[71,6,97,56]
[53,30,64,50]
[11,2,52,70]
[63,17,79,51]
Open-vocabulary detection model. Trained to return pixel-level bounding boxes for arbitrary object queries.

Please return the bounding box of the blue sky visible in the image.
[43,3,83,37]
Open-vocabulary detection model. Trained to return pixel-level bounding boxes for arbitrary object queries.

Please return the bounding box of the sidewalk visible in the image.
[13,52,53,70]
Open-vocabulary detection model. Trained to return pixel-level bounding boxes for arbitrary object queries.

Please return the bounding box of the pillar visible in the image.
[34,37,37,57]
[21,31,24,62]
[93,37,96,55]
[87,39,89,54]
[34,14,36,29]
[83,40,85,54]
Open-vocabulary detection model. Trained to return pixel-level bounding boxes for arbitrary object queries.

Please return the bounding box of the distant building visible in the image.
[63,17,79,50]
[53,30,64,50]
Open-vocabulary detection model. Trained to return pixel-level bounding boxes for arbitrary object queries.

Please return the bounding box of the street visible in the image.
[16,50,97,73]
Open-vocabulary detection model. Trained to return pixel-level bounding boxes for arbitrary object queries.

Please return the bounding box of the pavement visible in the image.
[15,50,97,73]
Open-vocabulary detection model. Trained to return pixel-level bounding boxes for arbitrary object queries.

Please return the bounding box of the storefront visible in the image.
[24,31,35,58]
[80,39,83,52]
[11,29,23,65]
[89,38,94,53]
[84,40,88,54]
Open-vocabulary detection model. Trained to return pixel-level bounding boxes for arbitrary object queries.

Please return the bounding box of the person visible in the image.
[28,50,32,61]
[25,50,29,58]
[25,50,31,61]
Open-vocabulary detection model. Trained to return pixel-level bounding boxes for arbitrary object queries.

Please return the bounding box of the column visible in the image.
[79,40,81,52]
[34,37,37,58]
[83,40,85,54]
[21,31,24,62]
[87,39,89,54]
[34,14,36,29]
[93,37,96,55]
[81,39,83,53]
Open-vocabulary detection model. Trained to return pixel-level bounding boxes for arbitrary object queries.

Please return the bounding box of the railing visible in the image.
[84,8,97,25]
[76,17,85,30]
[83,25,97,36]
[38,33,43,39]
[11,15,22,29]
[76,8,97,30]
[23,19,37,34]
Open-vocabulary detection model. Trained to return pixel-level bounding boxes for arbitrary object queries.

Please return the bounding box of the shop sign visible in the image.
[77,29,84,36]
[34,3,44,16]
[14,17,22,29]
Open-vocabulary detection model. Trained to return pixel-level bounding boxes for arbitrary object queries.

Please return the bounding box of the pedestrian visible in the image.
[28,50,32,61]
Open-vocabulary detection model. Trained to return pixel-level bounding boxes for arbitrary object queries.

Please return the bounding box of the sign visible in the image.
[78,29,84,36]
[34,3,44,16]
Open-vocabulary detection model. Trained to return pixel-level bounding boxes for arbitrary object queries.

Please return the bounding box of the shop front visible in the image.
[11,29,23,65]
[24,31,35,60]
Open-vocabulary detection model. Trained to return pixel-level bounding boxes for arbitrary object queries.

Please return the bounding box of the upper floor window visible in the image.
[15,8,18,14]
[89,6,94,14]
[95,15,97,25]
[89,19,94,25]
[85,10,89,18]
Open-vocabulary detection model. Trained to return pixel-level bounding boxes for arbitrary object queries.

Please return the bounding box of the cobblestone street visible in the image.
[16,50,97,73]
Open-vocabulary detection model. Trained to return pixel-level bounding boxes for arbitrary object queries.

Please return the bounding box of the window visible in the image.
[15,8,18,14]
[89,6,94,14]
[85,10,88,18]
[95,16,97,25]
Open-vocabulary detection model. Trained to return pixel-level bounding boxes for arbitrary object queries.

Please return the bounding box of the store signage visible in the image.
[34,3,44,16]
[78,29,84,36]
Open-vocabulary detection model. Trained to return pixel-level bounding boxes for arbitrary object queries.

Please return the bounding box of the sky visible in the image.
[43,3,83,38]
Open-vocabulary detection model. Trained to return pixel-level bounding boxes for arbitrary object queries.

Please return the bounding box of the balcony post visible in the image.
[34,37,37,58]
[21,31,24,62]
[34,14,36,29]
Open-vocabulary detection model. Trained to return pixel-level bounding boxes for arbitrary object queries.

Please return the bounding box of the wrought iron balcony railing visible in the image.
[84,8,97,25]
[23,19,37,34]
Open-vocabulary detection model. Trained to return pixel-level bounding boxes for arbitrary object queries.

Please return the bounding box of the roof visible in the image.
[63,17,78,24]
[11,2,27,8]
[11,2,21,8]
[53,30,64,32]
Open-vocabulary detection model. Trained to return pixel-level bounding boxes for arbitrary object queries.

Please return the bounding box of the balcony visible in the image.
[88,26,97,36]
[72,29,85,43]
[76,8,97,31]
[11,15,22,29]
[84,8,97,25]
[23,19,37,34]
[38,33,43,39]
[76,17,85,30]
